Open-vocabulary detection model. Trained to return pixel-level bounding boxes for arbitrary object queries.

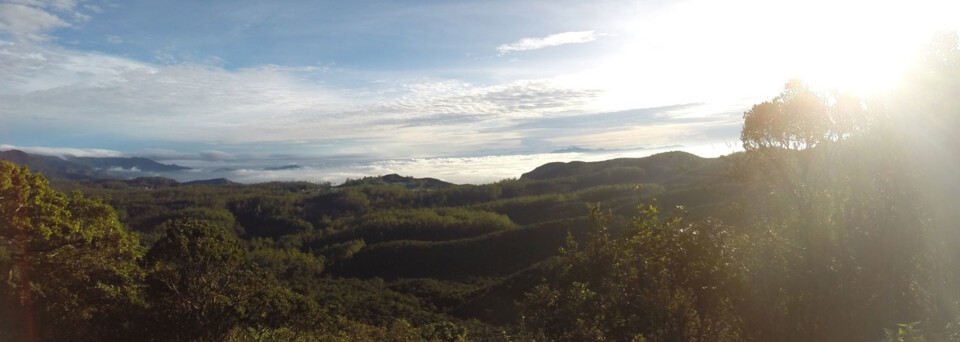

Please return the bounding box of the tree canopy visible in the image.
[0,162,143,341]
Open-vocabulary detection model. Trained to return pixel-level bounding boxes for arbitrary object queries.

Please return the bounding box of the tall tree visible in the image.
[0,161,144,341]
[736,61,945,340]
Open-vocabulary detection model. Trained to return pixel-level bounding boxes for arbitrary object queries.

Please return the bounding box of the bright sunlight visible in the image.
[576,0,959,114]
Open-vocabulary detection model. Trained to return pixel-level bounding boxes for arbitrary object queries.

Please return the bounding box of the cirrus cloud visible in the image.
[0,3,70,41]
[0,0,93,42]
[0,37,604,157]
[497,30,601,55]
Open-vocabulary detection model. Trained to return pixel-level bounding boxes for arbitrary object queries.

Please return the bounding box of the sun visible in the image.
[544,0,957,114]
[782,0,958,96]
[792,39,914,97]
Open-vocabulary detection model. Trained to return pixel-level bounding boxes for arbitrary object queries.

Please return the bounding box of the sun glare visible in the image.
[783,0,946,96]
[786,0,959,97]
[571,0,959,113]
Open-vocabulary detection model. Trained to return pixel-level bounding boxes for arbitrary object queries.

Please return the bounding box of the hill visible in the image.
[77,176,241,189]
[182,178,240,186]
[0,149,190,180]
[521,151,707,183]
[0,149,110,179]
[72,156,190,172]
[340,173,456,190]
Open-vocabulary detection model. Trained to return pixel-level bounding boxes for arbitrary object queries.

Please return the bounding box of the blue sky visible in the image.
[0,0,957,182]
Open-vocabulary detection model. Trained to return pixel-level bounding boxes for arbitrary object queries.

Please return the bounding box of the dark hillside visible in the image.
[71,156,190,172]
[520,151,707,183]
[0,149,108,179]
[329,216,594,280]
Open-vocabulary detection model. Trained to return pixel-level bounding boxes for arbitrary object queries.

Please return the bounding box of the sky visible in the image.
[0,0,957,183]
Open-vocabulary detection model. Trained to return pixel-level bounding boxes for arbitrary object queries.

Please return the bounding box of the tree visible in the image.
[142,219,324,341]
[0,161,144,341]
[142,219,251,341]
[741,79,873,153]
[734,48,952,338]
[520,202,741,342]
[893,31,960,338]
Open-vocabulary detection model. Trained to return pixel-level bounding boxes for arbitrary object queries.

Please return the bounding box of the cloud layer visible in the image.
[0,144,122,157]
[0,37,621,156]
[0,0,754,164]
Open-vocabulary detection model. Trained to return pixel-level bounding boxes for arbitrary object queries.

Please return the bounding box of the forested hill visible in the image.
[520,151,714,185]
[0,149,744,341]
[340,173,456,190]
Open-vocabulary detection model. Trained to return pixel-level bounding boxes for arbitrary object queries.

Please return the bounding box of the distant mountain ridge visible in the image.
[183,178,240,186]
[0,149,190,180]
[264,165,302,171]
[0,149,109,180]
[2,148,718,190]
[549,145,684,154]
[550,146,604,153]
[72,157,189,172]
[79,177,240,189]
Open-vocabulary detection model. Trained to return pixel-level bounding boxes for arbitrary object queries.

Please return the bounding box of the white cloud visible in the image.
[497,30,600,55]
[0,43,355,141]
[0,37,607,157]
[0,0,91,41]
[373,79,599,124]
[0,3,733,161]
[187,146,733,185]
[0,144,123,157]
[198,153,602,184]
[0,3,70,41]
[5,0,77,12]
[108,166,139,172]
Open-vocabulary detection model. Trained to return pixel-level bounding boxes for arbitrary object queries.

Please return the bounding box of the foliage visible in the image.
[883,322,927,342]
[728,47,953,339]
[520,202,741,341]
[142,219,254,340]
[311,207,518,247]
[142,219,321,341]
[247,246,326,291]
[0,161,144,341]
[332,216,592,280]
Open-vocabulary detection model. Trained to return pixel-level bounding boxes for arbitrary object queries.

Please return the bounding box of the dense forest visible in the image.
[1,33,959,341]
